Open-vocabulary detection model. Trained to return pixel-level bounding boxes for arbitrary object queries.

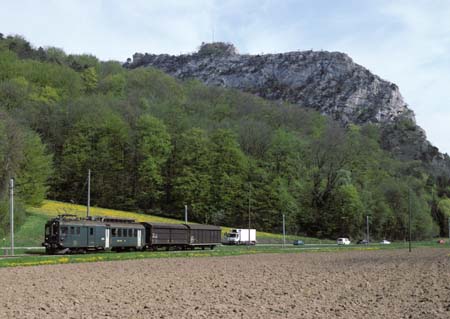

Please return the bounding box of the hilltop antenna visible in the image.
[211,10,215,43]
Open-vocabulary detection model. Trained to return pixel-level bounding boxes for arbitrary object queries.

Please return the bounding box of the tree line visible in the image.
[1,34,449,240]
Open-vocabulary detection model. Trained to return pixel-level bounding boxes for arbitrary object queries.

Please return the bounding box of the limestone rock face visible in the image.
[126,46,413,125]
[125,43,449,175]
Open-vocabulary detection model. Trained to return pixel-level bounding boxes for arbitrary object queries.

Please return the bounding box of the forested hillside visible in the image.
[1,34,449,240]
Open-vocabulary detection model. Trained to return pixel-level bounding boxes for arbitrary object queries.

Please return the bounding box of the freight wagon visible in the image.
[42,215,221,254]
[143,223,221,250]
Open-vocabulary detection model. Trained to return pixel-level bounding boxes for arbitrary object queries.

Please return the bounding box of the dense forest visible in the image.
[1,33,450,240]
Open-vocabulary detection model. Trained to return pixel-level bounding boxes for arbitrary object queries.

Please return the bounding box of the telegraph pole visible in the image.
[9,178,14,256]
[408,188,412,252]
[184,205,188,224]
[282,213,286,248]
[366,215,369,243]
[249,184,252,245]
[87,169,91,218]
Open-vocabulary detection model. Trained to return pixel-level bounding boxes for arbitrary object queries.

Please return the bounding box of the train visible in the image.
[42,214,222,254]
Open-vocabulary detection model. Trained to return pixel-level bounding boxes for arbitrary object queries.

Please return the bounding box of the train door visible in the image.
[105,228,110,249]
[88,227,95,247]
[137,229,142,247]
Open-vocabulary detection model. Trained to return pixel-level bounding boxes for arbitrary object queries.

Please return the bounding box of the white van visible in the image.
[337,238,351,245]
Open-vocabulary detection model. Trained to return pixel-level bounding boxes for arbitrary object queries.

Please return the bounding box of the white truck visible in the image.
[224,229,256,245]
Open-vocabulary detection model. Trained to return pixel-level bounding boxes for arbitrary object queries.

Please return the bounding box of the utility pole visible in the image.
[87,169,91,218]
[248,184,251,245]
[184,205,188,224]
[282,213,286,248]
[408,188,412,253]
[9,178,14,256]
[366,215,369,243]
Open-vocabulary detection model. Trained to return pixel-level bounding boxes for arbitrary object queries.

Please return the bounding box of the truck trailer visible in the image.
[224,229,256,245]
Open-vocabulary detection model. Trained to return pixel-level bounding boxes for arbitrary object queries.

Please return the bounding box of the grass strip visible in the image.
[0,242,447,268]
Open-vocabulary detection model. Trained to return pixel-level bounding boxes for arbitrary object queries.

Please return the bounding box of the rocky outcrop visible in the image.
[380,119,450,176]
[126,43,413,126]
[125,42,449,176]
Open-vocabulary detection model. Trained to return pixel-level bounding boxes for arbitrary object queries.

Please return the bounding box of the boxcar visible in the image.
[142,223,189,250]
[142,223,222,250]
[186,224,221,249]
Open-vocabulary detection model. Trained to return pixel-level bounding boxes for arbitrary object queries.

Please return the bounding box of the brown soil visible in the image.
[0,248,449,318]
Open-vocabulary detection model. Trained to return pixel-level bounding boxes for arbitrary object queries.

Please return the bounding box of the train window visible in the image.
[70,227,75,235]
[76,227,80,235]
[90,228,94,235]
[112,228,117,237]
[118,229,122,237]
[45,226,50,236]
[123,229,127,237]
[61,226,68,235]
[134,229,137,237]
[128,229,132,237]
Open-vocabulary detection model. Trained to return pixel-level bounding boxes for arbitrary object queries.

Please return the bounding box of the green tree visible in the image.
[209,129,248,225]
[0,76,31,110]
[15,131,53,205]
[135,114,172,210]
[99,73,126,97]
[59,110,130,208]
[438,198,450,236]
[171,128,213,222]
[331,184,364,237]
[267,129,304,180]
[81,67,98,93]
[0,115,52,236]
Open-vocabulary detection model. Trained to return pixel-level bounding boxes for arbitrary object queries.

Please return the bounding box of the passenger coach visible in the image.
[43,215,145,254]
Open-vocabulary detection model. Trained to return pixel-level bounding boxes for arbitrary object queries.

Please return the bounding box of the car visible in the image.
[337,238,351,245]
[379,239,391,244]
[293,240,304,245]
[357,239,369,245]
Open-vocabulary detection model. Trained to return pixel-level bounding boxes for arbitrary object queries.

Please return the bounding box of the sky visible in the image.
[0,0,449,154]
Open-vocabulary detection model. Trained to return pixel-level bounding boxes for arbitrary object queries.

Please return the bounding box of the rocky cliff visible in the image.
[125,42,450,176]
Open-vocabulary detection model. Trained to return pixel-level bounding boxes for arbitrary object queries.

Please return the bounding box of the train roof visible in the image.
[185,224,221,231]
[47,215,143,228]
[48,215,136,223]
[47,216,221,230]
[141,222,187,229]
[142,223,221,231]
[57,219,144,228]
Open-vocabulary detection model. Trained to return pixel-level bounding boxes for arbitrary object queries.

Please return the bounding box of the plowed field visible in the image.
[0,248,449,318]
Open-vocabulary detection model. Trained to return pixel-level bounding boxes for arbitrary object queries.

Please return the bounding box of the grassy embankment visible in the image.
[0,200,446,268]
